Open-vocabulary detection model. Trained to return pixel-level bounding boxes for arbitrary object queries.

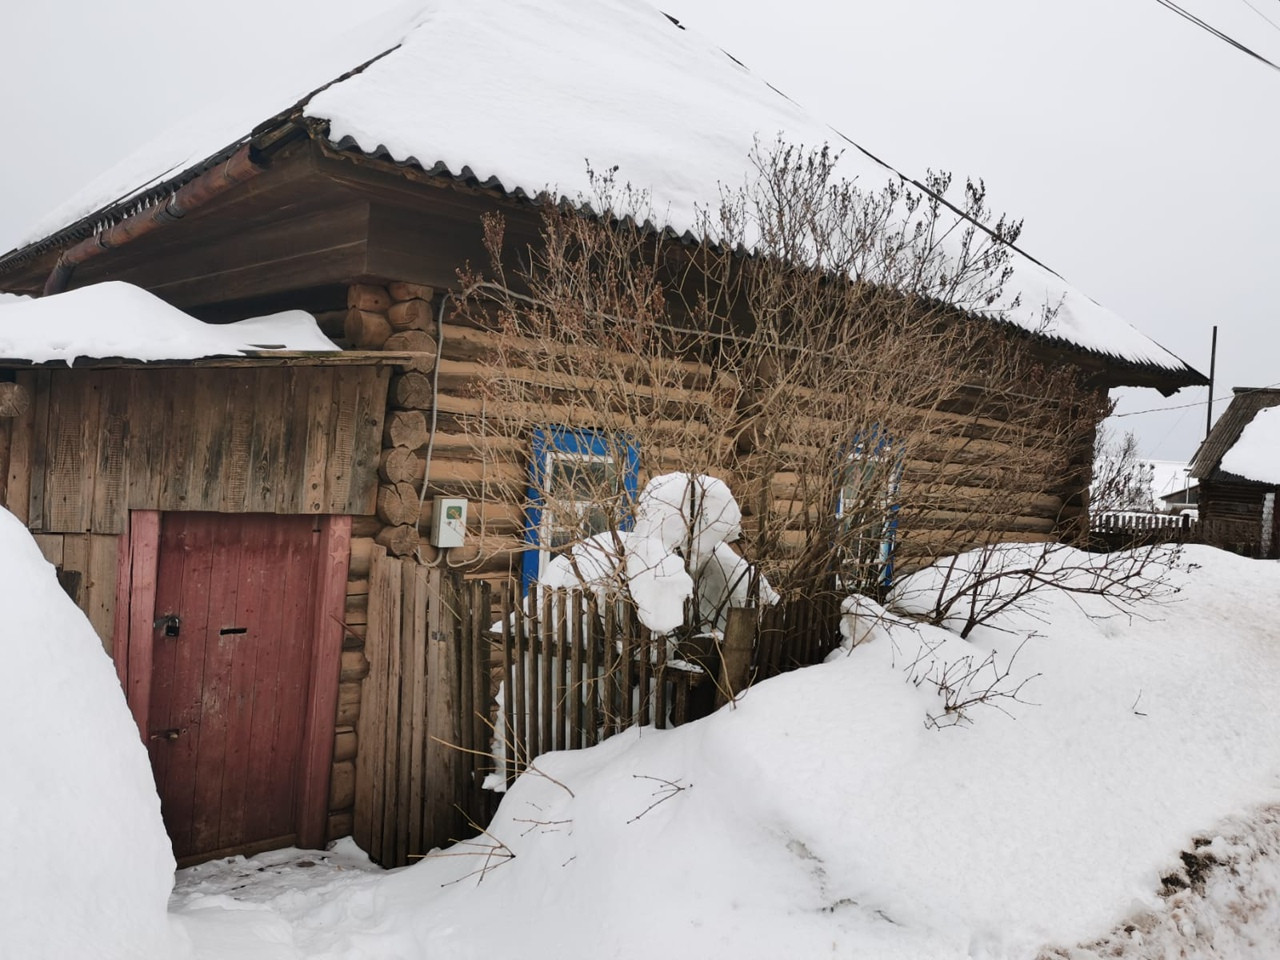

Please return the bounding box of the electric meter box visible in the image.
[430,496,468,548]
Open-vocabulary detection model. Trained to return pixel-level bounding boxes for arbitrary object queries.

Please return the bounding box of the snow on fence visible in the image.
[1090,512,1195,535]
[354,550,842,867]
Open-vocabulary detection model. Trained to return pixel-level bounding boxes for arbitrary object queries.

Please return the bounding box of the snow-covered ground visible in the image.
[8,505,1280,958]
[168,544,1280,957]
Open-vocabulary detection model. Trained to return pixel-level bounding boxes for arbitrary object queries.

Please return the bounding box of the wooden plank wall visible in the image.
[1,364,387,670]
[6,365,388,537]
[31,533,119,652]
[353,549,493,866]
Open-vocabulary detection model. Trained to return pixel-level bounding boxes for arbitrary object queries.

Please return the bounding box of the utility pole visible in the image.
[1205,325,1218,440]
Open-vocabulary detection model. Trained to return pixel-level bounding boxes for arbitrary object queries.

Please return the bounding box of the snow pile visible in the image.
[0,507,184,960]
[171,542,1280,958]
[170,841,380,959]
[1220,405,1280,485]
[539,472,773,633]
[8,0,1193,373]
[0,291,29,307]
[0,281,337,364]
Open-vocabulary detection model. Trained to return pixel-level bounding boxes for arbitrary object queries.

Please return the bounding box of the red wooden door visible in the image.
[146,512,322,862]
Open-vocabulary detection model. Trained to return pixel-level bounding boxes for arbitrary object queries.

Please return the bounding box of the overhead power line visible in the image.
[1114,380,1280,419]
[1153,0,1280,73]
[1238,0,1280,37]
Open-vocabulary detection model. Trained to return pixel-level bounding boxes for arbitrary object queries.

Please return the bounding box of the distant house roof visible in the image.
[1191,387,1280,484]
[0,0,1203,385]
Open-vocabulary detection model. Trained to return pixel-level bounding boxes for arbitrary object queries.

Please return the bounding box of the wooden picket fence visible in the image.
[755,590,844,680]
[488,581,844,786]
[490,583,721,787]
[1088,511,1274,558]
[354,554,842,865]
[1088,511,1196,552]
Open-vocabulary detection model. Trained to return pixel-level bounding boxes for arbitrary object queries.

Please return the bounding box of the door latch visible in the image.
[155,615,181,638]
[148,728,183,742]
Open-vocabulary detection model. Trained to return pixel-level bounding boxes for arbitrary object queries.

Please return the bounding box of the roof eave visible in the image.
[0,132,1208,392]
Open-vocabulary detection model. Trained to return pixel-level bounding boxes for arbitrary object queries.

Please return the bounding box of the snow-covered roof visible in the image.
[3,0,1197,377]
[0,281,337,364]
[1219,406,1280,486]
[1191,387,1280,481]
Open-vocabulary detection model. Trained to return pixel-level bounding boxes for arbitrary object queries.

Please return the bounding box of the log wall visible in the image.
[337,276,1111,845]
[741,392,1101,578]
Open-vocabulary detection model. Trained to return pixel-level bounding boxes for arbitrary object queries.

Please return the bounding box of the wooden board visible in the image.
[23,365,388,534]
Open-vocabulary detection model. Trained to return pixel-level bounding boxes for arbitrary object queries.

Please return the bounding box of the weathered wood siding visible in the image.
[1199,478,1271,525]
[5,365,388,535]
[1197,477,1278,556]
[31,533,120,652]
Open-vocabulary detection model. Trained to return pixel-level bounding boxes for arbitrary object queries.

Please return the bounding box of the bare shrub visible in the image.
[443,142,1110,633]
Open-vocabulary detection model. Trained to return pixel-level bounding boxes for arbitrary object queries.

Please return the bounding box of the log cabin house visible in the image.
[1190,388,1280,558]
[0,0,1205,865]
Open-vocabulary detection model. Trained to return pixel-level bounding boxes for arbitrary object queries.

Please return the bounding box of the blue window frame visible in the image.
[523,427,640,592]
[836,426,902,591]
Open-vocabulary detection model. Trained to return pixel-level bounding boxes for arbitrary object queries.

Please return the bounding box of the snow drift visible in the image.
[0,507,183,959]
[167,542,1280,958]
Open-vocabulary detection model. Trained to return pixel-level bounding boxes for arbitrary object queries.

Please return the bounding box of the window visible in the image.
[836,427,902,593]
[523,427,640,590]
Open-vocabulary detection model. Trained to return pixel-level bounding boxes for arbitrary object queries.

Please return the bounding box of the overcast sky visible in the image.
[1,0,1276,462]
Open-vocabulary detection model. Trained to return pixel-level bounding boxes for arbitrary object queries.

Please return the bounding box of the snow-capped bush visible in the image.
[540,472,776,634]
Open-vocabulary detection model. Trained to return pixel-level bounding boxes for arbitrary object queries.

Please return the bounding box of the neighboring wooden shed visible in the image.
[0,0,1207,866]
[1190,387,1280,558]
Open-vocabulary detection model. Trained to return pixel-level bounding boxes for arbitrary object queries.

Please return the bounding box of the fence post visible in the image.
[717,606,755,708]
[424,569,462,849]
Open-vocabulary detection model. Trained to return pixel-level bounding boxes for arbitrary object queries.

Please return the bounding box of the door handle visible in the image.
[148,728,183,742]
